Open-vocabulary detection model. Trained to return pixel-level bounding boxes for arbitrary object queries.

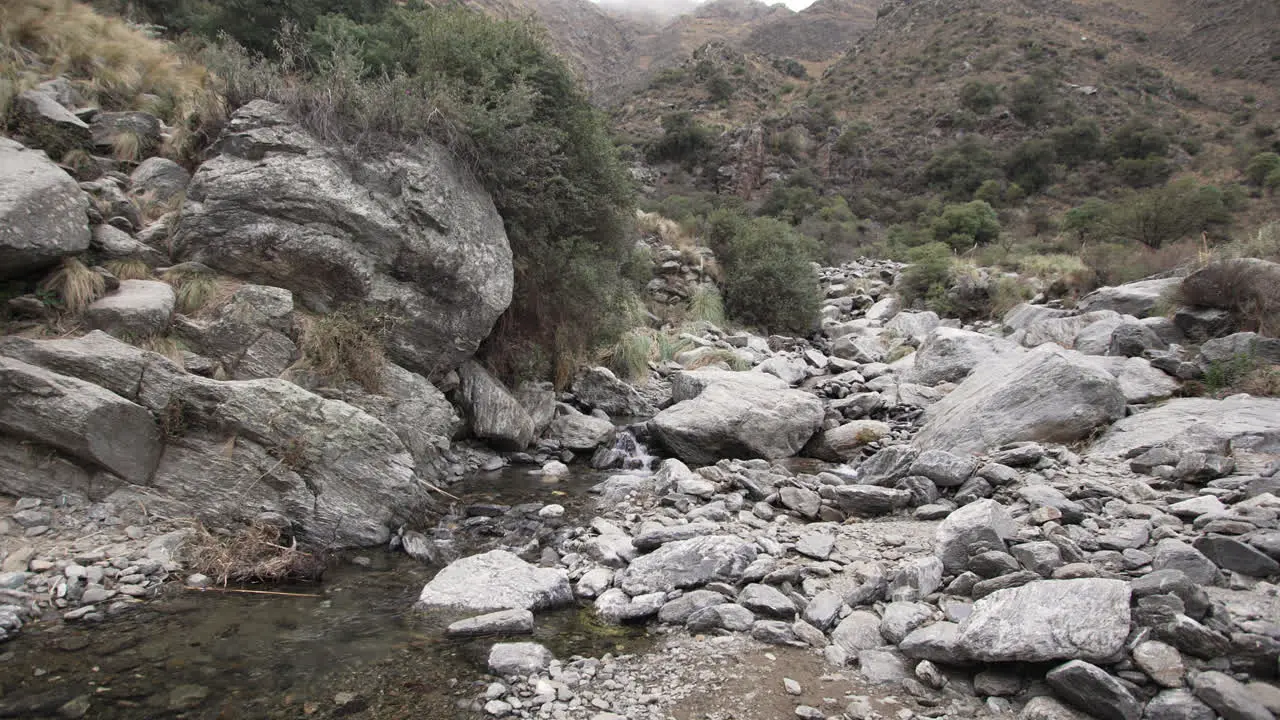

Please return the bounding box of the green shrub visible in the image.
[772,57,807,79]
[1108,119,1170,160]
[707,72,734,104]
[930,201,1001,250]
[714,215,821,335]
[649,112,716,165]
[896,242,954,311]
[1005,139,1057,193]
[973,179,1005,206]
[1113,155,1172,187]
[1049,119,1101,167]
[925,138,1001,199]
[1101,179,1230,249]
[1244,151,1280,186]
[1009,73,1055,125]
[687,285,726,326]
[958,81,1001,114]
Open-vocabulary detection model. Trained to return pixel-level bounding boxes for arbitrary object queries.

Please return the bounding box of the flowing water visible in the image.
[0,438,658,719]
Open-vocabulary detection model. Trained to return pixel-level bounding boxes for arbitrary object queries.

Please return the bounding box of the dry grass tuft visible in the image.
[687,348,750,371]
[185,520,325,587]
[38,256,104,314]
[138,334,185,366]
[0,0,222,158]
[636,210,695,248]
[299,310,388,393]
[162,266,218,315]
[104,258,151,280]
[135,190,183,224]
[110,129,147,162]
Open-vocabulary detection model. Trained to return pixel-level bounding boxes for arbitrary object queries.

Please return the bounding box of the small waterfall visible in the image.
[593,427,656,472]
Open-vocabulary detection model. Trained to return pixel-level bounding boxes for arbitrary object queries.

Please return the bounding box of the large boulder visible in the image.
[546,411,616,451]
[648,370,824,464]
[616,535,758,595]
[1078,356,1180,404]
[956,579,1132,662]
[84,280,175,339]
[417,550,572,612]
[0,136,90,279]
[573,366,656,417]
[802,420,892,462]
[0,332,434,547]
[11,89,91,156]
[1088,395,1280,458]
[171,100,513,377]
[0,357,161,484]
[913,345,1126,455]
[130,157,191,203]
[455,361,535,450]
[172,283,297,380]
[1078,277,1182,318]
[1195,332,1280,373]
[910,327,1022,386]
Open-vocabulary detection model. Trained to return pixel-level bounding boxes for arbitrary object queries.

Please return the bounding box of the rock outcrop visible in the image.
[0,136,90,279]
[171,100,514,377]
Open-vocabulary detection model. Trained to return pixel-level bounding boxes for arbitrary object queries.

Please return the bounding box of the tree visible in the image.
[712,214,821,335]
[958,81,1001,114]
[930,201,1001,250]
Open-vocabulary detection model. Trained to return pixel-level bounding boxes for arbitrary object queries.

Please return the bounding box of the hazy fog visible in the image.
[596,0,815,22]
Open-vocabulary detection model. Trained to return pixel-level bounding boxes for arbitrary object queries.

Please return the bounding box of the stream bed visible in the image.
[0,467,655,719]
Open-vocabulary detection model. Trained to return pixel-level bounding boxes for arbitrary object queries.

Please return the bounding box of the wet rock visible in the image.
[488,642,552,677]
[594,589,664,623]
[546,412,616,452]
[455,361,536,450]
[956,579,1131,662]
[416,550,572,612]
[167,685,210,711]
[446,609,535,638]
[1046,660,1142,720]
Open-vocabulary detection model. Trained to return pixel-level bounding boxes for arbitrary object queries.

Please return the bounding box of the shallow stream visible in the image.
[0,465,654,719]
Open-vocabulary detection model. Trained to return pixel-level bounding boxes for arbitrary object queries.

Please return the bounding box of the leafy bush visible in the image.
[1108,119,1170,160]
[958,81,1001,114]
[896,242,954,311]
[1009,73,1055,125]
[649,112,716,165]
[707,72,734,103]
[930,201,1001,250]
[1113,155,1172,187]
[711,214,821,335]
[925,138,1001,199]
[772,57,807,79]
[1102,179,1229,249]
[1049,119,1101,167]
[1244,152,1280,186]
[1005,139,1057,193]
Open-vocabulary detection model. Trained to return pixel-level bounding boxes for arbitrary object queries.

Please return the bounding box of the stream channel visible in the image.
[0,455,658,719]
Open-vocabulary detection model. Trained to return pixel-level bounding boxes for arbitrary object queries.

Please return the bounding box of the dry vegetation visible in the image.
[0,0,222,160]
[185,520,325,586]
[297,310,389,393]
[38,257,104,314]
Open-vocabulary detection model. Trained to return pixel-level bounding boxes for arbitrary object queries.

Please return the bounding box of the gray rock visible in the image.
[90,111,161,155]
[1090,394,1280,456]
[172,100,513,376]
[594,588,664,623]
[737,584,796,618]
[1145,689,1218,720]
[1173,307,1235,344]
[84,280,175,338]
[975,669,1024,696]
[130,157,191,203]
[853,445,919,486]
[795,531,834,560]
[886,311,940,345]
[1078,355,1181,404]
[649,370,823,464]
[631,521,719,551]
[913,346,1125,455]
[417,550,572,612]
[857,649,910,684]
[899,622,967,664]
[880,601,934,644]
[1021,696,1095,720]
[1078,277,1182,318]
[1192,536,1280,577]
[658,589,728,624]
[488,642,552,677]
[0,356,161,484]
[456,361,535,450]
[802,420,891,462]
[750,619,799,645]
[1192,671,1274,720]
[827,485,912,516]
[934,499,1015,572]
[90,224,166,265]
[1011,541,1065,576]
[1046,660,1143,720]
[910,327,1022,386]
[830,611,884,655]
[802,589,843,631]
[779,487,822,519]
[1132,640,1185,688]
[13,88,91,156]
[908,449,976,487]
[1110,321,1168,357]
[446,609,535,638]
[1152,539,1219,585]
[888,556,944,601]
[756,355,810,386]
[687,603,755,632]
[0,136,90,279]
[1196,333,1280,374]
[616,535,757,595]
[1160,614,1231,660]
[546,412,615,452]
[1075,313,1131,355]
[572,366,655,417]
[956,579,1131,662]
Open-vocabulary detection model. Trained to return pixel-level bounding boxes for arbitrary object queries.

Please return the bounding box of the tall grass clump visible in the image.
[299,309,388,393]
[604,329,654,383]
[162,266,217,314]
[687,285,726,326]
[38,257,104,314]
[0,0,221,160]
[104,258,151,280]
